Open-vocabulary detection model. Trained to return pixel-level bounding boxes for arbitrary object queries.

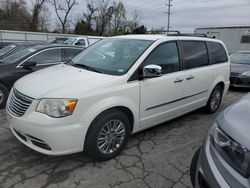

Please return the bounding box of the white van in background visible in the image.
[64,36,105,47]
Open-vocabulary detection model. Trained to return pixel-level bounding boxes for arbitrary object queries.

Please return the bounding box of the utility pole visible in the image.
[165,0,173,34]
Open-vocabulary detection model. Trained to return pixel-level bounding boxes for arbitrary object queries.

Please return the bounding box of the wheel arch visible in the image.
[83,105,135,151]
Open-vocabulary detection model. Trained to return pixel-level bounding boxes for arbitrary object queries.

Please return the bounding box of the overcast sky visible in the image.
[80,0,250,32]
[33,0,250,32]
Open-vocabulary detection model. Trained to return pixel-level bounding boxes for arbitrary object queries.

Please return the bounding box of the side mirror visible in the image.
[142,64,162,78]
[22,61,37,69]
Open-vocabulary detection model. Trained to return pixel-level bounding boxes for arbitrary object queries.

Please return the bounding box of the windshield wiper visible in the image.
[73,63,102,73]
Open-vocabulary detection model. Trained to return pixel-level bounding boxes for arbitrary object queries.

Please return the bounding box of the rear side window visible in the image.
[65,48,82,61]
[181,41,209,69]
[207,42,228,64]
[241,35,250,43]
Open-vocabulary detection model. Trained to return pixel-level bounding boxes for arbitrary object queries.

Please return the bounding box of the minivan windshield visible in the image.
[71,38,153,75]
[230,52,250,64]
[0,48,36,64]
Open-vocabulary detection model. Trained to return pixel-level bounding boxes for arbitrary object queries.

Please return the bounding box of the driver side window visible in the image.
[27,49,62,65]
[144,42,180,74]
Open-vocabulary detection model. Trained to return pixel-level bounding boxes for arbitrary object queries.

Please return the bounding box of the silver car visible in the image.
[190,93,250,188]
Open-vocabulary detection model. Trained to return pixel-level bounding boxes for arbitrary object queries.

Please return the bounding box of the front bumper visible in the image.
[6,105,88,156]
[195,135,250,188]
[230,75,250,88]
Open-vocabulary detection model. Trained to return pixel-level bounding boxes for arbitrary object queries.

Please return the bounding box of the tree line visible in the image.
[0,0,147,36]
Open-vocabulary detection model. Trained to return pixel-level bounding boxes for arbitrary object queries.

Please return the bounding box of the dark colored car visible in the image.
[0,42,46,60]
[0,44,83,109]
[190,93,250,188]
[46,37,69,44]
[0,42,12,49]
[230,51,250,88]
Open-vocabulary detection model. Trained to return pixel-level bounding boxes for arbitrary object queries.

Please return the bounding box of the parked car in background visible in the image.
[0,44,83,109]
[230,51,250,88]
[46,37,69,44]
[64,36,104,47]
[0,42,46,60]
[190,93,250,188]
[0,42,12,49]
[6,35,229,161]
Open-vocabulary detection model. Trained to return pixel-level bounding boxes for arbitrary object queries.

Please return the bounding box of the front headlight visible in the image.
[210,122,250,177]
[241,71,250,77]
[36,99,77,118]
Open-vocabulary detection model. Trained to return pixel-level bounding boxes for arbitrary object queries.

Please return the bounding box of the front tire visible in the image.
[205,85,223,114]
[0,83,9,109]
[85,110,131,161]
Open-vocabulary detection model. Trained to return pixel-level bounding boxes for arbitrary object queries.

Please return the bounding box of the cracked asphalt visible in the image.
[0,89,246,188]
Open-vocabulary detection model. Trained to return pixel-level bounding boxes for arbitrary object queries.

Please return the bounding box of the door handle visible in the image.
[174,78,183,83]
[186,75,195,80]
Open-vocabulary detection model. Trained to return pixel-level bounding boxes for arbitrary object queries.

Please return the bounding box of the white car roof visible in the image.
[112,34,222,43]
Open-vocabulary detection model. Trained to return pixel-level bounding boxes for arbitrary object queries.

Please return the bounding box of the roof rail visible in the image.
[166,31,210,38]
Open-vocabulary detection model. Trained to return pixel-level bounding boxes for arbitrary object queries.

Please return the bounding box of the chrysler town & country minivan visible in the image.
[6,34,230,160]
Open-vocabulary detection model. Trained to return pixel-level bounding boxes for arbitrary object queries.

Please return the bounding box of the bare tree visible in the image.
[131,10,140,30]
[123,10,141,34]
[30,0,47,31]
[50,0,78,33]
[83,2,98,33]
[111,0,126,35]
[94,0,112,36]
[0,0,31,31]
[38,5,50,31]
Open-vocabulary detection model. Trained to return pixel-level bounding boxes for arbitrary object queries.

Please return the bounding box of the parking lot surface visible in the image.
[0,90,246,188]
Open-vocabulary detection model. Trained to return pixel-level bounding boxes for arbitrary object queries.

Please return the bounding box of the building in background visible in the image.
[195,26,250,54]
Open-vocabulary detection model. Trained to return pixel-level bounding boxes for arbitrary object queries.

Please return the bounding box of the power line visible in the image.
[165,0,173,33]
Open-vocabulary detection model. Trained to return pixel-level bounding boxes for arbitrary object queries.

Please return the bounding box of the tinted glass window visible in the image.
[241,35,250,43]
[0,44,16,56]
[65,48,82,61]
[144,42,179,74]
[28,48,62,64]
[207,42,228,64]
[182,41,209,69]
[1,48,36,64]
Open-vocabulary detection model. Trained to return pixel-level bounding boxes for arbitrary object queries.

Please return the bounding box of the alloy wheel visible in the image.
[210,89,221,111]
[97,119,126,154]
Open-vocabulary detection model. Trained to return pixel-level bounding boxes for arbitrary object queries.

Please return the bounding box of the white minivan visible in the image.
[6,34,230,160]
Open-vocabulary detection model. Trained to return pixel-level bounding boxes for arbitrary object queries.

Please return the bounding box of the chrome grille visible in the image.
[7,89,33,117]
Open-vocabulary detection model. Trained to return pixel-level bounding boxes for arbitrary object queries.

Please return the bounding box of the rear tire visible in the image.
[190,147,201,187]
[0,83,9,109]
[85,110,131,161]
[205,85,223,114]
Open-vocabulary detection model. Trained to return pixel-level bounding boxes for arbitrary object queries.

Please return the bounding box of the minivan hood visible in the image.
[14,64,116,98]
[231,63,250,74]
[219,93,250,150]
